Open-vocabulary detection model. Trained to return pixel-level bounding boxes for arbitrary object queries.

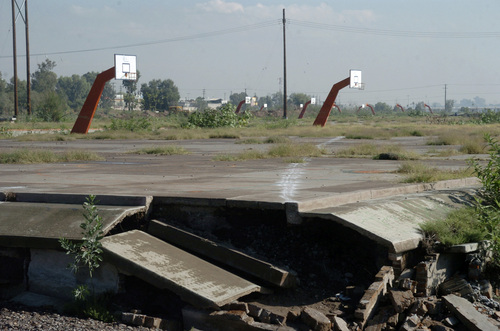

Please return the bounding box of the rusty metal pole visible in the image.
[313,77,350,127]
[71,67,115,134]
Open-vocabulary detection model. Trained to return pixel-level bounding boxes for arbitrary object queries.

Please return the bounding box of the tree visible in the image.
[229,92,246,106]
[82,72,115,109]
[258,95,273,109]
[32,59,57,93]
[0,73,10,116]
[271,92,283,109]
[415,102,425,112]
[122,70,141,111]
[56,75,91,110]
[445,99,455,113]
[374,102,392,114]
[289,93,309,108]
[194,96,207,111]
[141,79,180,111]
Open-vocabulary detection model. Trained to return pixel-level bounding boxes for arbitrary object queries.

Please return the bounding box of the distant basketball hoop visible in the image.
[114,54,137,81]
[349,69,362,89]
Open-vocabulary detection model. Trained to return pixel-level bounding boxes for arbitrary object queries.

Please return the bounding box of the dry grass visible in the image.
[0,148,103,164]
[213,143,325,161]
[396,161,474,183]
[128,145,189,155]
[335,143,421,160]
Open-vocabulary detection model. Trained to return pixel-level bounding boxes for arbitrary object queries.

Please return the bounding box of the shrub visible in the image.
[469,134,500,266]
[108,118,152,131]
[59,195,113,322]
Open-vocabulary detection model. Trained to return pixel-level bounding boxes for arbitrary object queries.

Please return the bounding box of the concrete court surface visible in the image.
[0,136,480,253]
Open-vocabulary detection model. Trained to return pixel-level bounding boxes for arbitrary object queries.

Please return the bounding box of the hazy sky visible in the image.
[1,0,499,107]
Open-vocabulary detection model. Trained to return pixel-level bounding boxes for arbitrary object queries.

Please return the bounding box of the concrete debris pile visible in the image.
[119,260,500,331]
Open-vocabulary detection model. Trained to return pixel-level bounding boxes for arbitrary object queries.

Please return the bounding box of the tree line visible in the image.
[0,59,182,121]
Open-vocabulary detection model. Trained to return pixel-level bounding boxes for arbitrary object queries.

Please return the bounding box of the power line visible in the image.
[289,19,500,38]
[0,19,281,59]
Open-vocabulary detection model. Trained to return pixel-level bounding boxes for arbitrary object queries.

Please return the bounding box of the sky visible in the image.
[1,0,500,108]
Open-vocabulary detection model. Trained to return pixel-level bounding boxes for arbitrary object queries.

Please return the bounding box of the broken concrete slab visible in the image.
[147,220,297,288]
[300,189,477,254]
[443,294,498,331]
[101,230,262,309]
[0,201,147,249]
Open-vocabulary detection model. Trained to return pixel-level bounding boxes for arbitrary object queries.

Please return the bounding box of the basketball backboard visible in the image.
[349,70,362,89]
[114,54,137,80]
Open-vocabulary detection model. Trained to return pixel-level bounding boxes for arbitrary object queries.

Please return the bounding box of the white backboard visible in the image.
[311,97,316,105]
[115,54,137,80]
[349,70,362,88]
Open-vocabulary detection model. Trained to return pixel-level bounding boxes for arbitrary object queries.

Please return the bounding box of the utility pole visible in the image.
[11,0,18,119]
[282,8,287,119]
[25,0,31,115]
[10,0,31,118]
[444,84,447,112]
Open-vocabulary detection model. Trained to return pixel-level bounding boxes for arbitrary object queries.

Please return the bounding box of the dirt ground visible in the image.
[154,209,391,322]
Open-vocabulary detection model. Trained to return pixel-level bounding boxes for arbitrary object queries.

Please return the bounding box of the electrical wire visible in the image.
[0,19,281,59]
[289,19,500,38]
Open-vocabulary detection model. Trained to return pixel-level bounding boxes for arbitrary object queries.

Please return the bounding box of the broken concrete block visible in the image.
[374,265,394,294]
[439,275,473,298]
[399,314,421,331]
[143,315,162,328]
[223,301,249,314]
[443,316,459,327]
[332,316,349,331]
[247,303,263,319]
[415,253,464,297]
[121,312,134,324]
[399,278,417,292]
[286,308,301,323]
[270,312,287,325]
[443,294,498,331]
[423,296,441,315]
[131,313,146,326]
[260,309,272,323]
[389,289,414,313]
[301,307,331,331]
[410,298,428,316]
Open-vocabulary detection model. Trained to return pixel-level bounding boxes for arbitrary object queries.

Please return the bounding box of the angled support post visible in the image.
[71,67,115,134]
[298,100,311,119]
[235,100,245,114]
[313,77,350,126]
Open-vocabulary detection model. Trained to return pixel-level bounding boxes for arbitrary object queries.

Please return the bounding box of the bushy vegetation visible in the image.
[476,109,500,124]
[420,134,500,271]
[469,134,500,266]
[107,117,153,131]
[420,207,485,246]
[60,195,114,322]
[185,103,252,128]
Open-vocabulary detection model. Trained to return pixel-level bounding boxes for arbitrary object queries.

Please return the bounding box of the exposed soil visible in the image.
[154,207,391,320]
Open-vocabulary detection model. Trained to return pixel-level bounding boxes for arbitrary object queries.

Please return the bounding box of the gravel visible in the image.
[0,302,150,331]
